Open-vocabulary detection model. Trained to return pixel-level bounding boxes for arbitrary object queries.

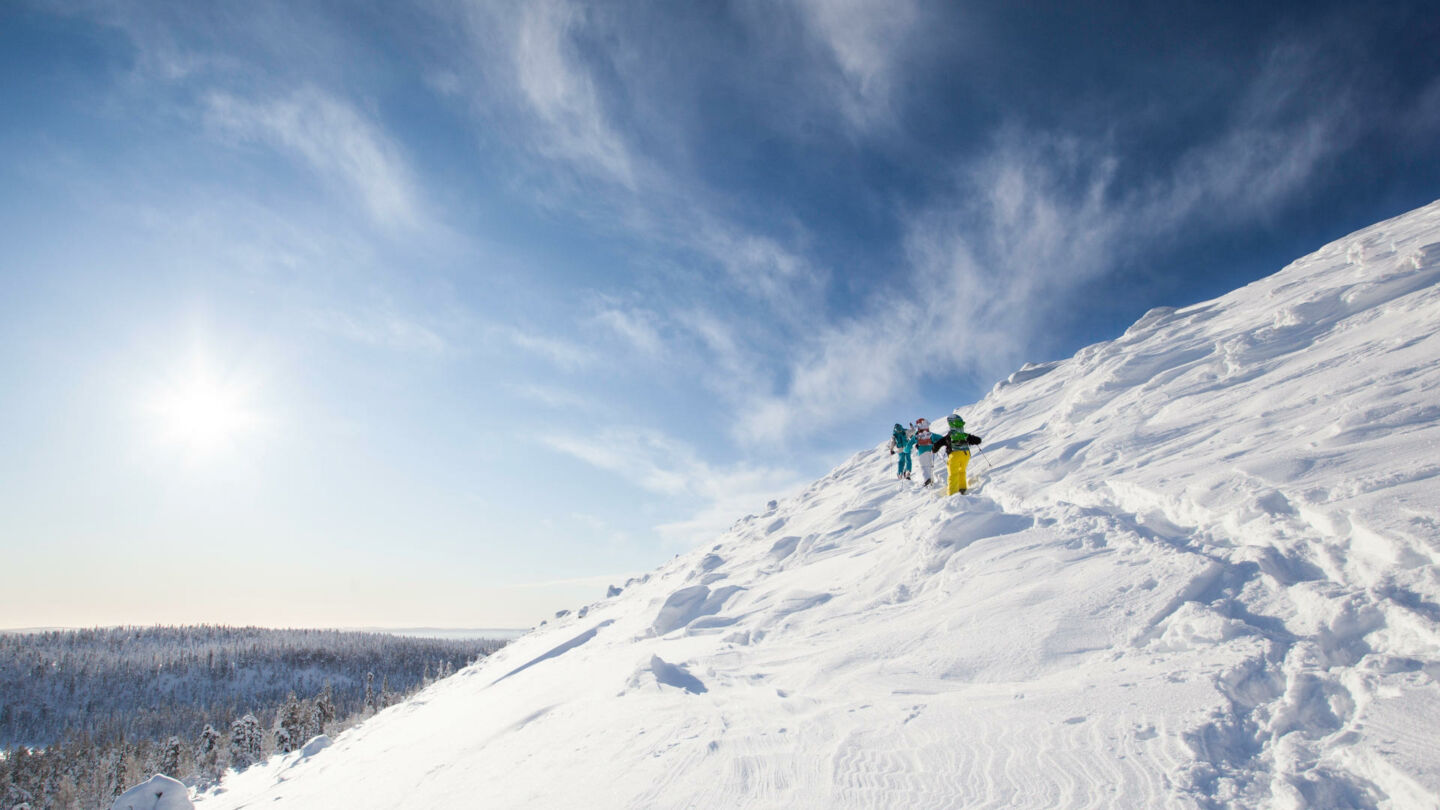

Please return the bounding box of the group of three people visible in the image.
[890,414,983,496]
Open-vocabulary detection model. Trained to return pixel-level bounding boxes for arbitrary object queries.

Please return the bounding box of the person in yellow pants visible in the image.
[946,445,971,496]
[934,413,983,495]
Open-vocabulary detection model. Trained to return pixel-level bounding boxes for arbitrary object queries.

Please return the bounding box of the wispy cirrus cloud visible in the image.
[490,324,596,371]
[504,381,589,411]
[444,0,827,314]
[788,0,923,129]
[692,221,825,317]
[306,306,450,354]
[1145,42,1358,230]
[205,87,422,230]
[454,0,642,190]
[540,427,804,547]
[733,34,1365,444]
[593,306,664,357]
[33,2,425,235]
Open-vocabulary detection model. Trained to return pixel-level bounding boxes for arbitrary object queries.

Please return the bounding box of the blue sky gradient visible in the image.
[3,0,1438,627]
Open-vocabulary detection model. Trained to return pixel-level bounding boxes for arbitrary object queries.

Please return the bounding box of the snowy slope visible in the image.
[196,201,1440,809]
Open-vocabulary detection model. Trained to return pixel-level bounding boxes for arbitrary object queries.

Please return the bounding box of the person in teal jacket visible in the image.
[889,423,915,480]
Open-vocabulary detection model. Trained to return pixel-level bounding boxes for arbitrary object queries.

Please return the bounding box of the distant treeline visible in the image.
[0,625,506,809]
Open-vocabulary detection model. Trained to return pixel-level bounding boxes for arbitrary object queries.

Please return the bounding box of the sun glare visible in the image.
[152,372,259,455]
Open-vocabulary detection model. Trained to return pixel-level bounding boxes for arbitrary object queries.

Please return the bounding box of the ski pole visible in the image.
[975,445,994,473]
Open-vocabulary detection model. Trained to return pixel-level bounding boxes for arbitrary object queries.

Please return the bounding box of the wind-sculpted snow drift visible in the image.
[196,202,1440,809]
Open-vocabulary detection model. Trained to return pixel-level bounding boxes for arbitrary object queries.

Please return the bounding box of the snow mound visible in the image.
[195,200,1440,808]
[298,735,331,758]
[110,775,192,810]
[650,584,746,636]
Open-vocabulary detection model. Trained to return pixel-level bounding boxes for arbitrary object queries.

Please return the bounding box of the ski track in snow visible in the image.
[194,202,1440,808]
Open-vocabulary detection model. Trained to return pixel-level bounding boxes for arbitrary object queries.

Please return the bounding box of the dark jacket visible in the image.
[934,430,982,454]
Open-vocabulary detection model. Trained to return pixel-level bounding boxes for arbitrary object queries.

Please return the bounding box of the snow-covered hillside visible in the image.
[196,202,1440,809]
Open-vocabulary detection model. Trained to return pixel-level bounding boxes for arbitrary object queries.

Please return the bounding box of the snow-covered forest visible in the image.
[0,626,503,809]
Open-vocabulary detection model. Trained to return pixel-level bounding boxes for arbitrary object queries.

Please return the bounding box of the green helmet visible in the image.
[948,414,965,429]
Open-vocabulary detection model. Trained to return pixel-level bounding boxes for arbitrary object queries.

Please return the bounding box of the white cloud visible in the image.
[426,70,464,99]
[594,306,663,356]
[307,306,449,354]
[1408,76,1440,141]
[492,325,595,371]
[504,382,587,410]
[732,38,1361,445]
[205,87,422,230]
[680,308,766,392]
[1147,42,1354,230]
[790,0,922,129]
[445,1,825,318]
[540,429,691,496]
[433,6,1370,457]
[541,427,805,548]
[693,220,825,316]
[457,0,640,189]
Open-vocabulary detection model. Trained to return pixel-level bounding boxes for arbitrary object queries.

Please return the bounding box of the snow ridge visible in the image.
[197,201,1440,809]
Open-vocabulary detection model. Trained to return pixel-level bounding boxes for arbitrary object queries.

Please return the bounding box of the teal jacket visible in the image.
[891,428,915,454]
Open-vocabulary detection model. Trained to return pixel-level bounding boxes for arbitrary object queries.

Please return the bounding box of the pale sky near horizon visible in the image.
[2,0,1438,628]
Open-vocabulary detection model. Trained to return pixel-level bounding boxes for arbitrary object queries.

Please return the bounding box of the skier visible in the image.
[913,417,939,486]
[889,423,915,480]
[933,413,983,495]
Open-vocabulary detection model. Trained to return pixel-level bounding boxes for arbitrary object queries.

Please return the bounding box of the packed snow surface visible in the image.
[197,202,1440,808]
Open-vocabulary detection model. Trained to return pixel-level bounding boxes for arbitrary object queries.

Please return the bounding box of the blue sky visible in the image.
[3,0,1437,628]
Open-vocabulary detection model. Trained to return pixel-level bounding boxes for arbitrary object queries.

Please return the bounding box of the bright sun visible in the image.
[153,373,258,455]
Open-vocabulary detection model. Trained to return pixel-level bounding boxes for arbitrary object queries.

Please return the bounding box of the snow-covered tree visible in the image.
[4,782,35,810]
[159,735,184,776]
[104,746,135,800]
[228,714,262,771]
[50,773,81,810]
[311,683,335,736]
[274,693,307,754]
[195,724,223,785]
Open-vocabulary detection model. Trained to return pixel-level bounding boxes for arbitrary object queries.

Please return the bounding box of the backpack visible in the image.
[946,415,968,446]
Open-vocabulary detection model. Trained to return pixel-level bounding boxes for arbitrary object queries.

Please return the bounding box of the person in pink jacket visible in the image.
[913,417,938,486]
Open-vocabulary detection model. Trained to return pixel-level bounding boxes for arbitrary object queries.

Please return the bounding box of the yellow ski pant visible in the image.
[947,449,970,496]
